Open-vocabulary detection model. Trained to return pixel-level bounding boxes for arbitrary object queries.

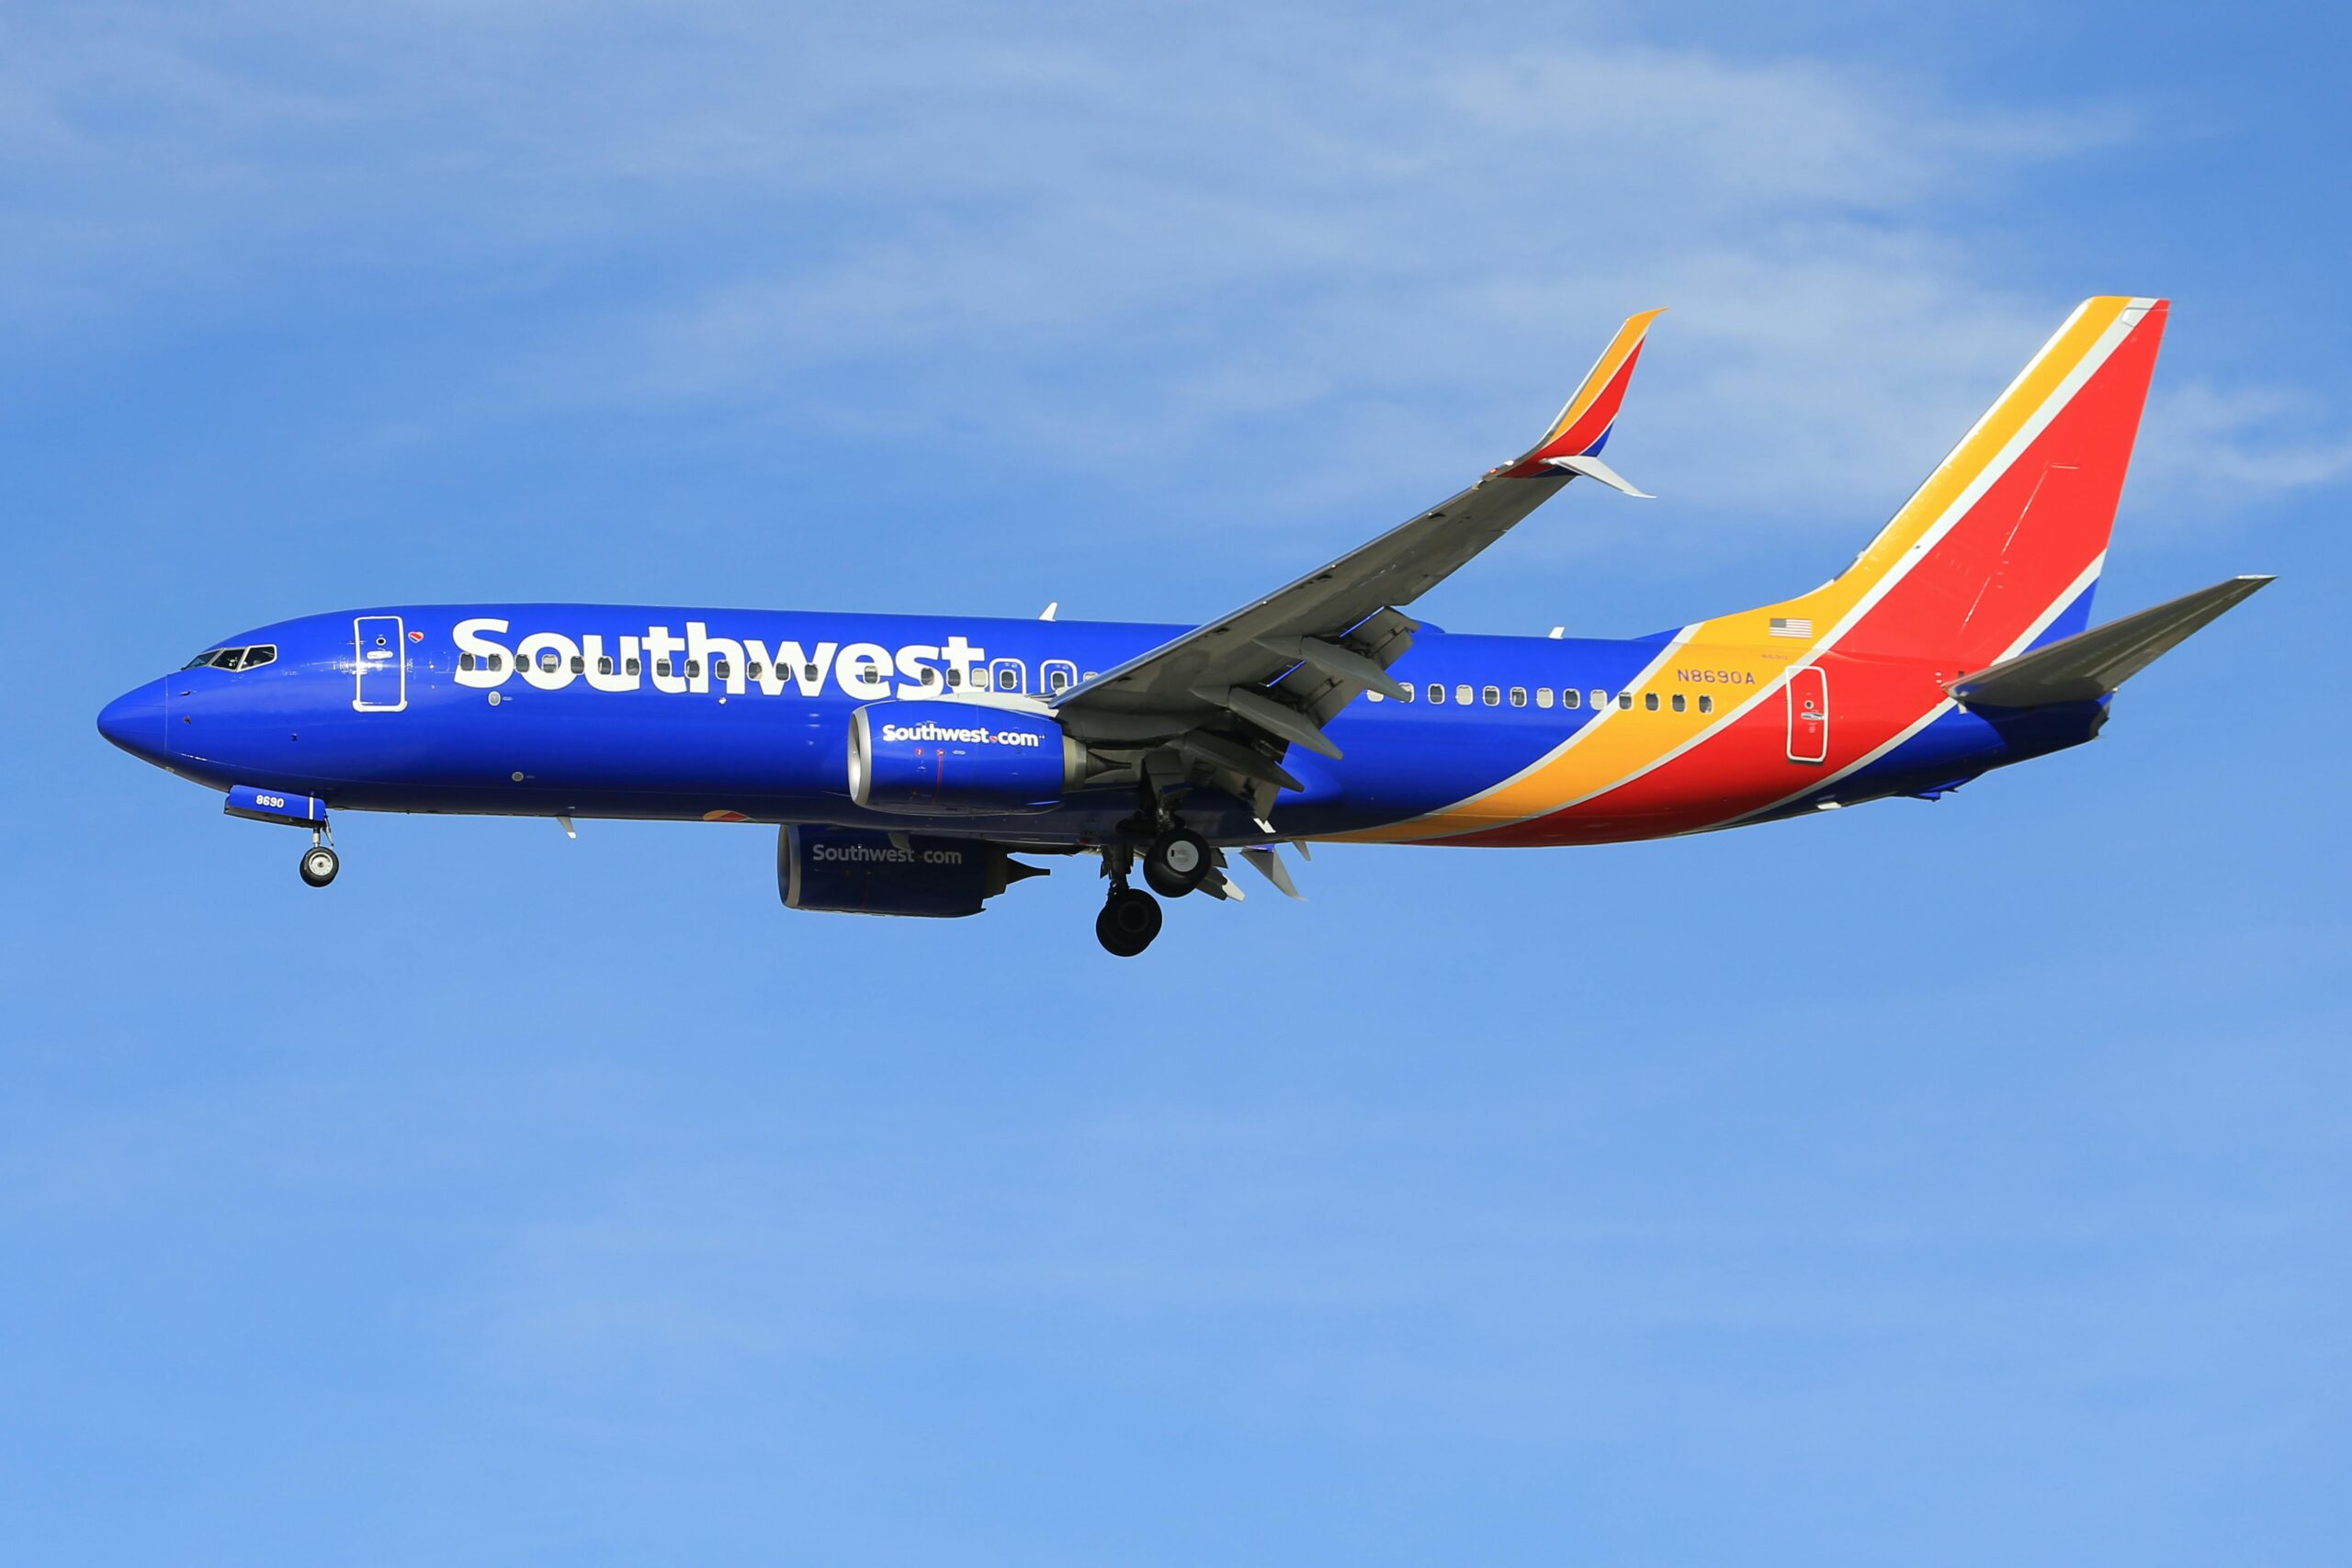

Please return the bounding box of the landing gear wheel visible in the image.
[300,845,340,887]
[1142,828,1210,898]
[1095,887,1163,957]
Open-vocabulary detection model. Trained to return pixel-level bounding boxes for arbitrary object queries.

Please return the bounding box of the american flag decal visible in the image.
[1769,616,1813,638]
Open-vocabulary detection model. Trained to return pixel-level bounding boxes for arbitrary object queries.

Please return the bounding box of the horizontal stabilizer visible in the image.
[1948,574,2272,708]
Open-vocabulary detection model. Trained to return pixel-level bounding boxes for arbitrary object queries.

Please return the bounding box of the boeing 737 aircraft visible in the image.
[99,296,2267,954]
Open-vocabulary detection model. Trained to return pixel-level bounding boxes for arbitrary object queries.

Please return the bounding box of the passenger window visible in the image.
[1396,683,1413,704]
[1617,692,1633,710]
[1367,689,1384,703]
[1535,687,1554,708]
[1455,684,1473,705]
[571,655,586,675]
[459,652,476,671]
[990,659,1025,694]
[656,660,673,677]
[626,657,640,676]
[685,660,702,680]
[1481,685,1500,706]
[602,657,616,676]
[1564,688,1581,710]
[1043,660,1077,694]
[1429,683,1445,705]
[539,650,560,672]
[946,668,962,687]
[1509,686,1528,707]
[1672,693,1687,713]
[971,668,990,690]
[488,653,504,672]
[920,668,938,687]
[1644,693,1659,712]
[1699,694,1714,714]
[804,663,820,683]
[1590,689,1606,708]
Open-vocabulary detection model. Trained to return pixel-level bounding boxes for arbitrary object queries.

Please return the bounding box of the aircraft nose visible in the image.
[97,679,169,762]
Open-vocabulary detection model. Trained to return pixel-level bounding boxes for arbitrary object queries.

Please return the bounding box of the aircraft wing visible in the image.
[1051,309,1664,799]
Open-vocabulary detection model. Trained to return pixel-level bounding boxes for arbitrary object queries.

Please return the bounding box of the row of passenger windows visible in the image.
[1369,683,1715,715]
[459,651,1091,693]
[182,645,277,671]
[452,646,1706,716]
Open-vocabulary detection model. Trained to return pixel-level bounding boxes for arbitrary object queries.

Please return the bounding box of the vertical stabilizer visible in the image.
[1743,297,2169,668]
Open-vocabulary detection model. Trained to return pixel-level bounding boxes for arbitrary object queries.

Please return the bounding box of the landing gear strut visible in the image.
[1142,826,1210,898]
[299,827,339,887]
[1096,886,1162,957]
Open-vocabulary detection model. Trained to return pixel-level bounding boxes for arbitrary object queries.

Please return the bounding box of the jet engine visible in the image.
[778,825,1045,918]
[846,703,1089,816]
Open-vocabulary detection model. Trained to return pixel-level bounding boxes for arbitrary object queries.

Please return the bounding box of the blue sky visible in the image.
[4,3,2346,1562]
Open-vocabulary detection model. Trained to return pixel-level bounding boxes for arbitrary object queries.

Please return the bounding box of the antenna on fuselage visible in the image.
[1039,602,1058,621]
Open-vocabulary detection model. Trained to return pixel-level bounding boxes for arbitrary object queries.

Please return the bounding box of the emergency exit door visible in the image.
[353,615,408,712]
[1785,665,1828,764]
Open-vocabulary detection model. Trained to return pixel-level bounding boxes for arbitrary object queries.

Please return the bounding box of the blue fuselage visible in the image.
[97,604,2099,847]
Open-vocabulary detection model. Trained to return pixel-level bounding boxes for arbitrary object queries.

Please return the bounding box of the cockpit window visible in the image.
[183,645,277,671]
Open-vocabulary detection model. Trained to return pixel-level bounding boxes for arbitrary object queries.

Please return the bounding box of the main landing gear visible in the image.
[1093,836,1166,958]
[299,827,339,887]
[1095,886,1163,958]
[1141,826,1209,898]
[1094,781,1221,955]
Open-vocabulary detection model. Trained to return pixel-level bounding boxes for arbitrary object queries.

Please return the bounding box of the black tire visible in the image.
[1143,828,1210,897]
[299,845,340,887]
[1094,887,1162,956]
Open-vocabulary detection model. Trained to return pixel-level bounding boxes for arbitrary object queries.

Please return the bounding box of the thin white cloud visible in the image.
[2139,379,2352,502]
[3,2,2337,545]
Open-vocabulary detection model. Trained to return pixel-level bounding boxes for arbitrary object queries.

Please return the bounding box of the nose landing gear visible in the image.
[299,827,339,887]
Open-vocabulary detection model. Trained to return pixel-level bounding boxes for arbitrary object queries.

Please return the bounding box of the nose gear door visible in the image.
[354,615,408,712]
[1786,665,1828,764]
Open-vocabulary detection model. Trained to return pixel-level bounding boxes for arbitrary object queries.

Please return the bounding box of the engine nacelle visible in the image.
[778,825,1044,918]
[847,703,1087,816]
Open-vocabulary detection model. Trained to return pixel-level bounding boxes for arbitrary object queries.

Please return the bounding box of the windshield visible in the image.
[182,645,277,671]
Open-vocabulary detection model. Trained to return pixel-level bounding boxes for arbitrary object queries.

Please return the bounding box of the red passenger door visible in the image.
[1786,666,1828,764]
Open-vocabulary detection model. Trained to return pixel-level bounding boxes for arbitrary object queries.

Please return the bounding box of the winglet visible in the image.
[1499,308,1666,479]
[1542,454,1654,498]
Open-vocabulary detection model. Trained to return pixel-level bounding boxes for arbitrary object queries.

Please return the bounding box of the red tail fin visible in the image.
[1744,297,2169,665]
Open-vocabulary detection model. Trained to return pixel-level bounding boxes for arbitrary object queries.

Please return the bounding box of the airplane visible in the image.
[97,295,2267,956]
